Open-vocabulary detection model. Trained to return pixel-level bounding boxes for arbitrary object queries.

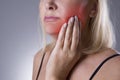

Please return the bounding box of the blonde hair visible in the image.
[39,0,116,54]
[81,0,116,54]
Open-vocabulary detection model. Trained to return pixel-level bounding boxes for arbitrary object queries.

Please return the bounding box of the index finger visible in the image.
[56,23,67,48]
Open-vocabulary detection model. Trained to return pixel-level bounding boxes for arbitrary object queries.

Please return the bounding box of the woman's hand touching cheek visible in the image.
[45,16,81,80]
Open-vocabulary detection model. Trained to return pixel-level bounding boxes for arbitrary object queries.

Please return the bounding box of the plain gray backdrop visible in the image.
[0,0,120,80]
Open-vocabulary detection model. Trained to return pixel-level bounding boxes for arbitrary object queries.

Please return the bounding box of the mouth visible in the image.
[44,16,60,22]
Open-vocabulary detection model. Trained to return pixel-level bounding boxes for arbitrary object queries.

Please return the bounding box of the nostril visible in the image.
[46,2,57,10]
[49,6,54,10]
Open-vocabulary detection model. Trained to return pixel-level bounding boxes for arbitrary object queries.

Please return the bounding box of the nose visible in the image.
[45,0,57,11]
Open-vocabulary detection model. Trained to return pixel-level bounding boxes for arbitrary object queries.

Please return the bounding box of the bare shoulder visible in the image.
[96,52,120,80]
[69,48,120,80]
[106,53,120,79]
[34,49,44,63]
[32,48,44,80]
[32,43,53,80]
[32,44,53,68]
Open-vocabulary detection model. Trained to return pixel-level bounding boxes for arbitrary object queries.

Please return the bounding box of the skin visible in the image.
[32,0,120,80]
[39,0,95,39]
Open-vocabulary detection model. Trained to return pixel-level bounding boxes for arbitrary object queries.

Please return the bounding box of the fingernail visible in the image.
[68,17,74,24]
[63,23,67,28]
[70,17,74,22]
[75,16,78,21]
[75,16,81,27]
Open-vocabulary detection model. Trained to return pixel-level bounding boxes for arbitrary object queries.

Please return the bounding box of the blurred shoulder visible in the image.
[32,43,52,80]
[98,50,120,80]
[34,49,44,61]
[33,44,51,62]
[32,48,44,80]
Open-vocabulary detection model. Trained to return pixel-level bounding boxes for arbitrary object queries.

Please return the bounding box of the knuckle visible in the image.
[75,36,79,40]
[66,36,71,42]
[66,35,70,39]
[68,52,76,60]
[63,47,69,52]
[71,45,77,51]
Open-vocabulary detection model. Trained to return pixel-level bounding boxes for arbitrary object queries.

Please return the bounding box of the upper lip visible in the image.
[44,16,60,21]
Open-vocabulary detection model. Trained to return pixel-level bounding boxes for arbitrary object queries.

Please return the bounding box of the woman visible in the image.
[32,0,120,80]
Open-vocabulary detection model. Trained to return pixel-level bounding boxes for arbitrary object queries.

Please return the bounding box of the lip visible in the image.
[44,16,60,22]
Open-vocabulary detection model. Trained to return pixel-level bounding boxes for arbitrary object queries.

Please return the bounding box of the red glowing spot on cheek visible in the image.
[54,6,86,35]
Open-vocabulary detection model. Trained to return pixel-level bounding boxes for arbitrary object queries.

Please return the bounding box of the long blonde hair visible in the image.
[81,0,116,54]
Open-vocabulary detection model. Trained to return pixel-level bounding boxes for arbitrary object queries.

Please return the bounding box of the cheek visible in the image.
[62,5,89,30]
[78,4,90,26]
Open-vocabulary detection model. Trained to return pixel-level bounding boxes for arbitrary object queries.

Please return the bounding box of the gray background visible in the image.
[0,0,120,80]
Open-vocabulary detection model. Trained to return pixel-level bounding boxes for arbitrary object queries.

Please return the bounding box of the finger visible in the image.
[71,16,80,51]
[63,17,74,50]
[56,23,67,48]
[77,21,81,50]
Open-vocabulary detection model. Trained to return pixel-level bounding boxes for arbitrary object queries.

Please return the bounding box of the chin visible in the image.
[46,29,59,36]
[45,23,61,34]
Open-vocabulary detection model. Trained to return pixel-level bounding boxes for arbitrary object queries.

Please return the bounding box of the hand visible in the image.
[45,16,81,80]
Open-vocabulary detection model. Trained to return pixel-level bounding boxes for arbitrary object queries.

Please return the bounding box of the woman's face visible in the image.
[39,0,95,38]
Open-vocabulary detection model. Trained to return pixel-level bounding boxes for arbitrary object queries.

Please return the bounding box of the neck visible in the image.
[50,34,58,42]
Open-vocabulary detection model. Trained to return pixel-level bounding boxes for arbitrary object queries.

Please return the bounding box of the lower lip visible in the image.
[44,17,60,22]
